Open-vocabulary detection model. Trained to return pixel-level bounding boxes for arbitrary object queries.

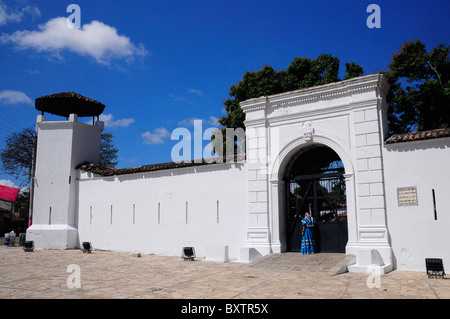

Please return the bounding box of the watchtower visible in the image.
[26,92,105,249]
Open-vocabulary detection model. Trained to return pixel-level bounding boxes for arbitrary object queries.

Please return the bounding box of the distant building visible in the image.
[0,185,21,235]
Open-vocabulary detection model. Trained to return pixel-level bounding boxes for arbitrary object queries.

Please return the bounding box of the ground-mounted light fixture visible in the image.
[425,258,446,278]
[82,242,92,253]
[182,247,196,261]
[23,241,34,252]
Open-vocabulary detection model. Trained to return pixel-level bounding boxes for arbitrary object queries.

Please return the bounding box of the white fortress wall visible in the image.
[77,162,248,260]
[383,137,450,271]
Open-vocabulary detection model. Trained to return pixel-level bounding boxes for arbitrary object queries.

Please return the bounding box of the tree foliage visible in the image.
[0,128,118,186]
[219,54,362,131]
[100,132,119,168]
[383,40,450,134]
[344,62,364,80]
[0,128,36,186]
[218,40,449,139]
[215,54,363,154]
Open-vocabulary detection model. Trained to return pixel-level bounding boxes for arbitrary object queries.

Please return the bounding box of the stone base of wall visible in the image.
[26,224,78,249]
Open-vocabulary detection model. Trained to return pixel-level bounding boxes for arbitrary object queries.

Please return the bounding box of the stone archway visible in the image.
[267,135,357,255]
[283,144,348,253]
[242,74,393,272]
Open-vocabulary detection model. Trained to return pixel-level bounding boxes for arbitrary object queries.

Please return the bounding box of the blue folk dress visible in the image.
[300,214,317,254]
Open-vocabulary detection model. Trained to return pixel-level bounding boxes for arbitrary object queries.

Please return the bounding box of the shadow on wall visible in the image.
[384,139,449,153]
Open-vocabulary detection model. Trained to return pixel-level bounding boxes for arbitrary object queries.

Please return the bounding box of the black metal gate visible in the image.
[284,146,348,253]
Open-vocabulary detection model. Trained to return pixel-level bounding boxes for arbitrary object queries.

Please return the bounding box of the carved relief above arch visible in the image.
[301,121,314,142]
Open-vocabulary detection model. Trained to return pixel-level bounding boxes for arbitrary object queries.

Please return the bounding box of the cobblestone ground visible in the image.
[0,246,449,299]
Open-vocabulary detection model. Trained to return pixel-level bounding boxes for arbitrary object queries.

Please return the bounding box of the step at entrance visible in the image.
[250,253,355,275]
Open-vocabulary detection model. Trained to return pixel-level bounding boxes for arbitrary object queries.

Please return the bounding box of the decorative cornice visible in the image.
[240,74,388,113]
[240,96,268,112]
[243,117,267,127]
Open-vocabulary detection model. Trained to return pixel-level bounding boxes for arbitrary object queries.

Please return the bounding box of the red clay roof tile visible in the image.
[385,128,450,144]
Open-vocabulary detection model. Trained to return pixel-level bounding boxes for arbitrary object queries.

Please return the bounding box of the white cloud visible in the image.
[177,118,202,127]
[168,94,196,104]
[169,89,203,104]
[24,69,39,74]
[100,113,135,128]
[1,17,147,64]
[0,179,19,189]
[119,157,138,163]
[0,1,40,26]
[188,89,203,96]
[142,128,170,145]
[207,116,219,126]
[178,116,219,127]
[0,90,33,105]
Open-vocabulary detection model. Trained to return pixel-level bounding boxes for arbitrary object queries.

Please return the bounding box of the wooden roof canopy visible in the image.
[35,92,105,118]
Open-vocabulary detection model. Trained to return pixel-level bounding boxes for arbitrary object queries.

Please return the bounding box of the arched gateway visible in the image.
[284,145,347,253]
[241,74,393,273]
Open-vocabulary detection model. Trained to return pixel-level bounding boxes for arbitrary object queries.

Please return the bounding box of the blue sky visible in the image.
[0,0,449,188]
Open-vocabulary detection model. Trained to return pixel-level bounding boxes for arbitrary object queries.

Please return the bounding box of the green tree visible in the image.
[220,53,348,131]
[283,54,341,91]
[219,65,283,130]
[14,188,30,219]
[100,132,119,168]
[344,62,364,80]
[0,128,119,186]
[216,54,363,153]
[384,40,450,134]
[0,128,36,186]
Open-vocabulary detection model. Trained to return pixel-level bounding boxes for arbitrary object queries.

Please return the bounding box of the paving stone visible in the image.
[0,247,448,299]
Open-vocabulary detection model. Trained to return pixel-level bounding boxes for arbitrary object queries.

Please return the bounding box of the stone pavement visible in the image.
[0,246,449,300]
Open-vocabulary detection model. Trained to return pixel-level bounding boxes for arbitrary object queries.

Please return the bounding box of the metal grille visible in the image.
[284,145,348,253]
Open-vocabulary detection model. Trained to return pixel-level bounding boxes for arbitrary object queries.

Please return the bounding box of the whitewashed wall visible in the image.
[77,162,248,260]
[27,115,102,249]
[383,138,450,272]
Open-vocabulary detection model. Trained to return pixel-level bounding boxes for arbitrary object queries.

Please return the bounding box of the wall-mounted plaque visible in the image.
[397,186,418,206]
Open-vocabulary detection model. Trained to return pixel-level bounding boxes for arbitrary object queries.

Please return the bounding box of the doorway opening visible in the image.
[284,145,348,253]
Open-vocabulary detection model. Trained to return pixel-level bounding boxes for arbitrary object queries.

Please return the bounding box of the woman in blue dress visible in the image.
[300,205,317,254]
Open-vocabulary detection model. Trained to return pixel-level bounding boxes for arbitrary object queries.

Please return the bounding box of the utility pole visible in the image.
[28,134,37,228]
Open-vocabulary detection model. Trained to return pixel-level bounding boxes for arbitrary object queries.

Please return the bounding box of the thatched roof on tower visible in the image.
[35,92,105,118]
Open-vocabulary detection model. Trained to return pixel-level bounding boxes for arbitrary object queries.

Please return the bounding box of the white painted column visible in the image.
[344,173,357,248]
[348,103,393,273]
[269,179,284,253]
[244,124,271,255]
